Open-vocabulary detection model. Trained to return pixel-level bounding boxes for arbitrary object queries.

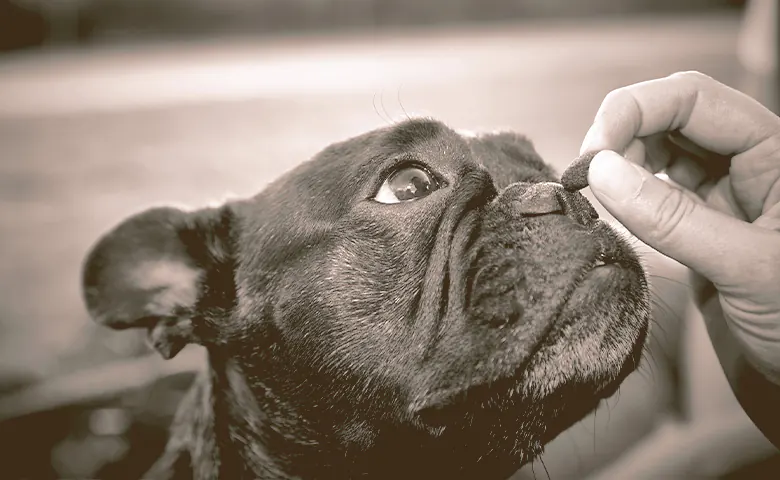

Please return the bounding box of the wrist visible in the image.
[730,356,780,448]
[698,288,780,448]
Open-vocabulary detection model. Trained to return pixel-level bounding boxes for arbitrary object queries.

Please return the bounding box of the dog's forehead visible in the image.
[242,118,553,218]
[270,119,466,198]
[375,119,552,179]
[376,118,456,151]
[354,118,467,174]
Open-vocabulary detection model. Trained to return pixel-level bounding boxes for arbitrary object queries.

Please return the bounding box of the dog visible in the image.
[81,118,650,480]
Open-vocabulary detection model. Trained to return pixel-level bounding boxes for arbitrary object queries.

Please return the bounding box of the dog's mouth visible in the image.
[413,297,649,413]
[412,316,648,440]
[408,220,650,432]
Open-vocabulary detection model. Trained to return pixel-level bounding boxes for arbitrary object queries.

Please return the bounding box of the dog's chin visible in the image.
[414,332,647,451]
[414,328,646,426]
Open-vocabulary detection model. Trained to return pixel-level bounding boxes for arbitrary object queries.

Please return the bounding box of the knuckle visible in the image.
[596,87,642,133]
[602,86,632,107]
[669,70,712,84]
[651,188,696,246]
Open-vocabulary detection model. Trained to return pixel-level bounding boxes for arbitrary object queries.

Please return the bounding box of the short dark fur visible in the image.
[82,119,650,480]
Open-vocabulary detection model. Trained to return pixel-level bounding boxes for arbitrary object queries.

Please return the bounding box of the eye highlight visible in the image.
[374,166,441,204]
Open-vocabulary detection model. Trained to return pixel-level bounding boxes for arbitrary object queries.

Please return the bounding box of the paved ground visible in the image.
[0,11,757,477]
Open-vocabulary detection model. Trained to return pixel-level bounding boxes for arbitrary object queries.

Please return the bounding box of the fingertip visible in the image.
[579,124,601,156]
[587,150,645,202]
[586,150,610,194]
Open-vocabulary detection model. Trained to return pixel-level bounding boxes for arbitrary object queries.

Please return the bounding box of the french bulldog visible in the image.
[81,118,650,480]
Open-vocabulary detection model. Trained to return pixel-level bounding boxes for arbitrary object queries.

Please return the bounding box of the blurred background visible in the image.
[1,0,779,478]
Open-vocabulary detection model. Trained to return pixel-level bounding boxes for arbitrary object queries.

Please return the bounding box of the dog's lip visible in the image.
[409,232,639,417]
[464,219,614,314]
[409,267,613,415]
[411,313,643,427]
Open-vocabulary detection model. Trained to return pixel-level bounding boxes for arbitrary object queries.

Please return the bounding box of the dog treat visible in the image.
[560,151,599,192]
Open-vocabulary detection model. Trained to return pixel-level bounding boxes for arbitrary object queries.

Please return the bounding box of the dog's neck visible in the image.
[145,353,334,480]
[146,352,519,480]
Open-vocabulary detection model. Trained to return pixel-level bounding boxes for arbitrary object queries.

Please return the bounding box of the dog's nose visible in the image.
[502,181,598,226]
[509,182,563,216]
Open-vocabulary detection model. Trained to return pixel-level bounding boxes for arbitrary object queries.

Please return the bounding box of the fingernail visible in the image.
[579,125,598,155]
[580,123,607,155]
[588,150,645,202]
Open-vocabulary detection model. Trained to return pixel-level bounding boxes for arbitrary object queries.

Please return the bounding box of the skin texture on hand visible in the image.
[571,70,780,445]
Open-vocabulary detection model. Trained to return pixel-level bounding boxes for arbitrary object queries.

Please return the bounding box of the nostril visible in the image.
[471,288,525,328]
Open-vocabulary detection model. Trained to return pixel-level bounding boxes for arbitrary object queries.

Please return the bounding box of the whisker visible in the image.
[646,274,693,290]
[648,305,672,346]
[372,91,392,125]
[380,89,393,124]
[539,455,552,480]
[610,385,622,411]
[397,85,412,121]
[636,361,657,384]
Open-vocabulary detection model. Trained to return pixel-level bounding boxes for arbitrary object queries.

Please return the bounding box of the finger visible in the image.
[731,135,780,221]
[581,71,780,158]
[628,136,709,192]
[655,173,712,210]
[641,131,732,190]
[563,137,658,192]
[703,176,751,222]
[664,157,708,193]
[570,134,712,193]
[588,150,779,290]
[562,138,654,192]
[641,132,676,173]
[754,202,780,232]
[665,131,732,188]
[622,137,647,167]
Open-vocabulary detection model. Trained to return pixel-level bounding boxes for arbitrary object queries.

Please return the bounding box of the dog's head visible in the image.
[82,119,649,478]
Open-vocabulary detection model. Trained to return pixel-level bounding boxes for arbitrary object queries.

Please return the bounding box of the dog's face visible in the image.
[82,119,649,478]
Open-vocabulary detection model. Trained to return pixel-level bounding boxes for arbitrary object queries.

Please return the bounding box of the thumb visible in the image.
[588,150,777,289]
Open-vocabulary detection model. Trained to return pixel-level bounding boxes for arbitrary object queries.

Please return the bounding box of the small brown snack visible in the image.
[561,151,600,192]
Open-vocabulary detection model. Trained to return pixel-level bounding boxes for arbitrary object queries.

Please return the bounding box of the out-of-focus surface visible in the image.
[2,0,779,478]
[0,0,744,52]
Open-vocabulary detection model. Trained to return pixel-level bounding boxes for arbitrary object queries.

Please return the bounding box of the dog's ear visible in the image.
[81,206,236,359]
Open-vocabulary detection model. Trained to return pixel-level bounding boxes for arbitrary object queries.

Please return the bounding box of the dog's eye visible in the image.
[374,166,440,204]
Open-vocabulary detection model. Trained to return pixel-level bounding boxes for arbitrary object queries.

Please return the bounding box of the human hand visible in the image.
[574,71,780,386]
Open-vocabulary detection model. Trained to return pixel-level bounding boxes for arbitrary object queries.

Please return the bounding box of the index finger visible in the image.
[580,71,780,160]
